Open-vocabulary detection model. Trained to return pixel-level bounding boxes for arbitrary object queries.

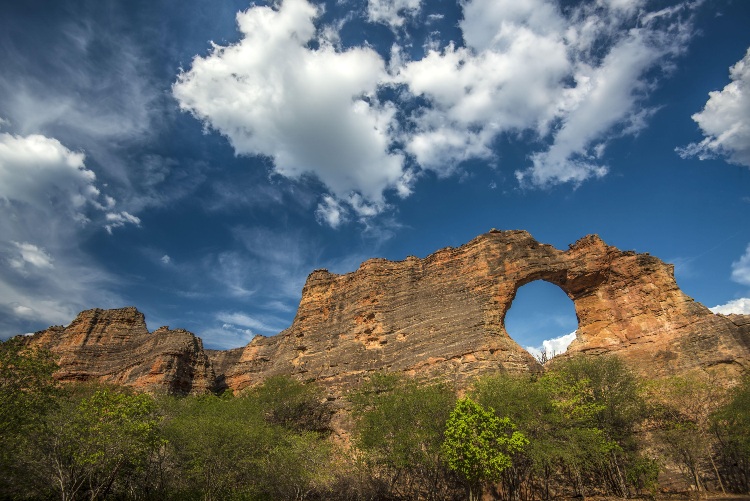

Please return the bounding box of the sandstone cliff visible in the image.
[21,230,750,395]
[25,307,217,394]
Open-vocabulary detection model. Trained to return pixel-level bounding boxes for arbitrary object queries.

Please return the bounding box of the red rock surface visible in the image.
[21,230,750,395]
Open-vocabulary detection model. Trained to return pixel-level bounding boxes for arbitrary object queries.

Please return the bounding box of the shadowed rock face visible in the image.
[21,230,750,395]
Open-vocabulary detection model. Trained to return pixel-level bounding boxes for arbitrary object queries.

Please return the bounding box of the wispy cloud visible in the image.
[9,242,54,271]
[0,11,158,144]
[0,242,123,336]
[216,311,287,334]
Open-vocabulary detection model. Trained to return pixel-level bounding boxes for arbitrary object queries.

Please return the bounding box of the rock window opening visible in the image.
[504,280,579,364]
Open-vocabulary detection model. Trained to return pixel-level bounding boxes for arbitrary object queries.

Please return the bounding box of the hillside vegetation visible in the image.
[1,337,749,500]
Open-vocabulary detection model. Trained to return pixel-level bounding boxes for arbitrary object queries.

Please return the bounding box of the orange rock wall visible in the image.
[22,230,750,395]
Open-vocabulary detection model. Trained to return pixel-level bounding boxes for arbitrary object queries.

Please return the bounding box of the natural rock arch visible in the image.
[25,229,750,396]
[502,279,580,357]
[213,230,748,393]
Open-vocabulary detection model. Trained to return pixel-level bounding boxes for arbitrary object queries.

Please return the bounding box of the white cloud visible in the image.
[731,243,750,286]
[678,47,750,167]
[160,254,172,265]
[199,324,256,350]
[316,195,347,228]
[173,0,406,222]
[0,131,138,233]
[710,298,750,315]
[12,304,35,317]
[199,311,291,348]
[0,131,133,337]
[9,242,54,271]
[0,4,201,230]
[174,0,699,226]
[0,247,123,335]
[0,17,156,144]
[0,132,94,215]
[228,225,326,299]
[104,211,141,234]
[525,331,577,361]
[397,0,696,186]
[599,0,646,14]
[522,29,667,186]
[213,252,257,299]
[367,0,421,28]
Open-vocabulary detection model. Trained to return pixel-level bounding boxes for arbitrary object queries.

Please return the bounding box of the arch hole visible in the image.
[504,280,579,363]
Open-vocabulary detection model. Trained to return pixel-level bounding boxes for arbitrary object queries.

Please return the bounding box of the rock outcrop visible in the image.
[26,307,217,394]
[21,230,750,395]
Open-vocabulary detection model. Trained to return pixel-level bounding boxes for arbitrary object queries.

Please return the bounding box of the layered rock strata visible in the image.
[21,230,750,395]
[25,307,217,394]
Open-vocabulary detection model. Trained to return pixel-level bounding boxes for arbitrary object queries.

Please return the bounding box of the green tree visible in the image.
[645,374,728,493]
[162,377,335,500]
[350,373,458,500]
[0,337,59,498]
[256,431,336,500]
[542,355,655,497]
[161,393,271,500]
[712,376,750,493]
[249,374,332,433]
[473,373,574,499]
[31,386,163,501]
[441,396,528,501]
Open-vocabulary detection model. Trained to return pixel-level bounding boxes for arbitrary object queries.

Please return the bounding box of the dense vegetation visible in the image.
[2,337,749,500]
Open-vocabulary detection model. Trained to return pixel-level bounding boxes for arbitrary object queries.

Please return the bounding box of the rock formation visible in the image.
[20,230,750,395]
[25,307,217,395]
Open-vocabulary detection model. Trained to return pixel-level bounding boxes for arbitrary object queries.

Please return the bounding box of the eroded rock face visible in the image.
[25,307,217,395]
[21,231,750,395]
[216,230,750,394]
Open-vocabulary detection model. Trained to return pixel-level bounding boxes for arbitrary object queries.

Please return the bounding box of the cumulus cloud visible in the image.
[525,331,578,361]
[0,2,200,229]
[731,243,750,286]
[0,131,135,336]
[175,0,699,226]
[316,195,347,228]
[677,47,750,167]
[173,0,406,220]
[367,0,421,28]
[398,0,696,185]
[1,132,96,217]
[710,298,750,315]
[0,131,139,232]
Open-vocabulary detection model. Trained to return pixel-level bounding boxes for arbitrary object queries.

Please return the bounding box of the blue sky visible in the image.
[1,0,749,352]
